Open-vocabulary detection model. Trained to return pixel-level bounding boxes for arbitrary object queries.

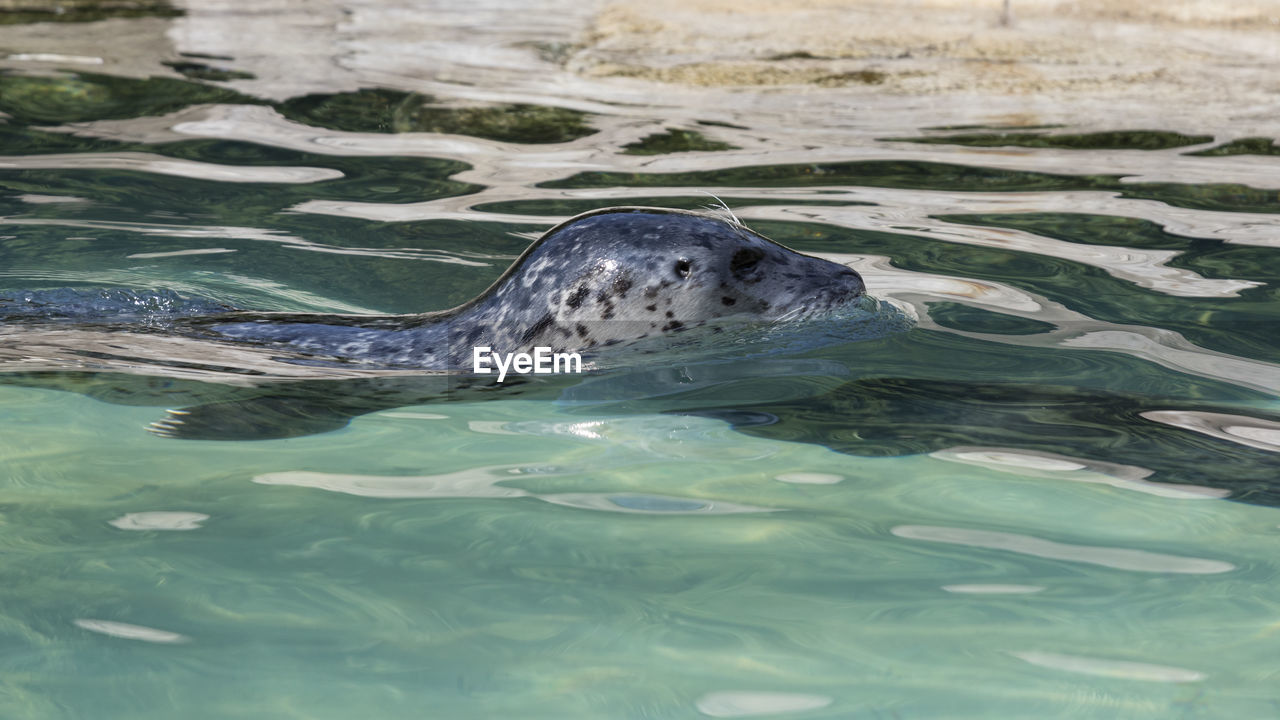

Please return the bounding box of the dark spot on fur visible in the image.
[665,311,674,318]
[721,296,737,306]
[662,321,684,332]
[575,324,589,338]
[612,276,632,297]
[565,286,590,309]
[520,313,556,345]
[645,304,657,312]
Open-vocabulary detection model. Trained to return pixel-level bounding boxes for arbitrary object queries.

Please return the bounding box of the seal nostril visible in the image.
[837,267,865,292]
[674,258,692,279]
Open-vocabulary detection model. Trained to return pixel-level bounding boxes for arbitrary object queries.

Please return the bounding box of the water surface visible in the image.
[2,4,1280,718]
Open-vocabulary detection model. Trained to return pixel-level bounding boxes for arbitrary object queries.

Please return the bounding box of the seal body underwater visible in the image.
[195,206,867,368]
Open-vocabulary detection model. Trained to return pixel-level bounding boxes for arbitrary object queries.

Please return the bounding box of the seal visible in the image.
[200,206,867,369]
[0,206,876,438]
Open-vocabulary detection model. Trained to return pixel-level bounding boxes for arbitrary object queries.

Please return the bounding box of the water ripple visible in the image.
[1011,651,1205,683]
[0,217,493,266]
[108,511,210,530]
[537,493,776,515]
[73,618,190,644]
[743,204,1258,298]
[253,466,535,499]
[695,691,833,717]
[930,447,1228,500]
[466,187,1280,248]
[1141,410,1280,453]
[891,525,1236,574]
[941,584,1045,595]
[253,465,779,515]
[0,151,341,183]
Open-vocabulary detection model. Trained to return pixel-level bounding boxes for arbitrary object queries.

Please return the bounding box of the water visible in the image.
[3,3,1280,718]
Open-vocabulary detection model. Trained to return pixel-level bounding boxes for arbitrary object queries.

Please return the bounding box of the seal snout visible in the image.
[835,266,866,298]
[810,258,864,293]
[801,265,865,312]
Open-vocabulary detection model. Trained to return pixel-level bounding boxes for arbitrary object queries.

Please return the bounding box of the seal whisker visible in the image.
[771,306,807,323]
[696,191,743,228]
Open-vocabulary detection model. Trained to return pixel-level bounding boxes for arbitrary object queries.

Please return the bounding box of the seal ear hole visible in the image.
[730,248,765,278]
[674,258,693,279]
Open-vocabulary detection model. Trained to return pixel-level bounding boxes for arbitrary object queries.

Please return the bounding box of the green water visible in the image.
[2,48,1280,720]
[6,391,1280,718]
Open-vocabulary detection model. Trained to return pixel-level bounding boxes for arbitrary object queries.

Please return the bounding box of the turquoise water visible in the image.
[3,20,1280,720]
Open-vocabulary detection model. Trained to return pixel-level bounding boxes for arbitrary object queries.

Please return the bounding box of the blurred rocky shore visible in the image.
[3,0,1279,137]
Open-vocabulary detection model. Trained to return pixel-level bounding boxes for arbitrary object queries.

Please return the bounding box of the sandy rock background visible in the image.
[573,0,1280,96]
[2,0,1279,136]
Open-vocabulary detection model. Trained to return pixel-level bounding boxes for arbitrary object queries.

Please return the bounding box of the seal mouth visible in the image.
[766,268,866,323]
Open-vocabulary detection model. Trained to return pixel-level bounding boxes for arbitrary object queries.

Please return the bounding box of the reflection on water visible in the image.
[1141,410,1280,453]
[929,446,1230,500]
[1009,651,1206,684]
[108,511,210,530]
[2,2,1280,718]
[695,691,833,718]
[890,525,1235,574]
[72,618,191,644]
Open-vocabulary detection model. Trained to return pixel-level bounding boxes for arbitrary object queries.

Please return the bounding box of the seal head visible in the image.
[458,207,865,352]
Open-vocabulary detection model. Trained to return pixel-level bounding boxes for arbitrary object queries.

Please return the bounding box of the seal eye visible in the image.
[674,258,692,279]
